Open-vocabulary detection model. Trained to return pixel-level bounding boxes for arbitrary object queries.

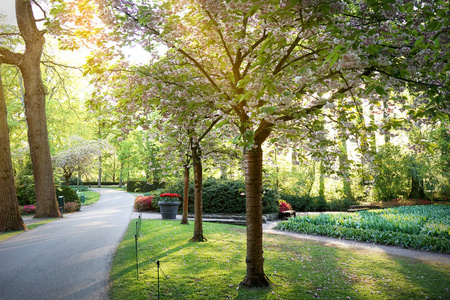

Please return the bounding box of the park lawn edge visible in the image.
[109,219,450,300]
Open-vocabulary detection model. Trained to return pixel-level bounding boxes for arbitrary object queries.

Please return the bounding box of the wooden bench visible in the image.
[279,210,296,220]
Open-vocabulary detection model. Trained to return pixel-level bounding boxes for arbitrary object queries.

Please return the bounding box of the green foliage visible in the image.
[276,205,450,252]
[167,177,278,214]
[16,174,36,206]
[373,144,410,201]
[126,180,165,193]
[56,185,80,204]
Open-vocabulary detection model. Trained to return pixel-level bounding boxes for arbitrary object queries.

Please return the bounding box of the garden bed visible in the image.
[275,205,450,253]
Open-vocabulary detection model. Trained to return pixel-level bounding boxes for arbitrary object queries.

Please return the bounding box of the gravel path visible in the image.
[0,188,134,300]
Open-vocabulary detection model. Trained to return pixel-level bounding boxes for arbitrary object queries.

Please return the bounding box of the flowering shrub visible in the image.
[21,205,36,214]
[134,195,154,211]
[159,193,181,202]
[64,202,80,213]
[278,200,292,212]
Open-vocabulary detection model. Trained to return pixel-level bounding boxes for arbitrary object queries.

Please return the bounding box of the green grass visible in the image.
[0,218,58,242]
[110,219,450,300]
[276,205,450,252]
[80,190,101,206]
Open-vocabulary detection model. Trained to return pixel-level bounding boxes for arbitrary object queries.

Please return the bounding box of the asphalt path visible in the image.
[0,188,134,300]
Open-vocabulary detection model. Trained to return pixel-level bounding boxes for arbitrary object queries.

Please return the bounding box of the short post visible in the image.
[135,234,138,279]
[57,196,64,215]
[157,260,160,300]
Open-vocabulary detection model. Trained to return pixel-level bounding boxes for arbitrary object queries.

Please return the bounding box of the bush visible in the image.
[64,202,80,213]
[327,198,358,211]
[126,181,165,193]
[134,196,154,211]
[280,193,358,212]
[278,200,292,212]
[21,205,36,215]
[56,185,81,205]
[16,175,36,206]
[166,177,278,214]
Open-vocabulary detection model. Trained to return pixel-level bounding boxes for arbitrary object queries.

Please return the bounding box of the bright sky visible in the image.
[0,0,17,25]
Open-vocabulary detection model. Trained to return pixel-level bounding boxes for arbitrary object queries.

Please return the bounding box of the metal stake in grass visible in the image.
[157,260,160,299]
[135,234,138,279]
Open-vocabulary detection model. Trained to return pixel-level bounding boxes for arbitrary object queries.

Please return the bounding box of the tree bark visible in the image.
[240,143,270,287]
[190,142,206,241]
[0,65,27,232]
[15,0,60,218]
[181,164,189,225]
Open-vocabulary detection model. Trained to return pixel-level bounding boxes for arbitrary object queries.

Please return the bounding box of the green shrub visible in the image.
[16,175,36,206]
[327,198,358,211]
[126,180,165,192]
[165,177,278,214]
[57,185,80,205]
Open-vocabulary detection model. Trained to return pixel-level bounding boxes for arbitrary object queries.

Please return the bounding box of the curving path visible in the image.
[0,188,134,300]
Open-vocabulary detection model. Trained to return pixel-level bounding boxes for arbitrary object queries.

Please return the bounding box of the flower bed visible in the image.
[21,205,36,215]
[276,205,450,252]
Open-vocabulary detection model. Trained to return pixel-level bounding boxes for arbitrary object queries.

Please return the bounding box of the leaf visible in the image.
[259,106,277,114]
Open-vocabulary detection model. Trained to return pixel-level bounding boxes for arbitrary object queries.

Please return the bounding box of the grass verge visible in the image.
[0,218,58,242]
[110,219,450,300]
[80,190,101,206]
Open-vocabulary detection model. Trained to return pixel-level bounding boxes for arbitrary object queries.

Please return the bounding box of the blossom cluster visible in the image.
[21,205,36,215]
[278,200,293,212]
[160,193,181,198]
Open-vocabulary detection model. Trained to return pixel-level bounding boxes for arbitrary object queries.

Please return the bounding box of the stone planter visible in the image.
[158,201,181,219]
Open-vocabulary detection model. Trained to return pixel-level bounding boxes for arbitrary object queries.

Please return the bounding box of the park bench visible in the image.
[279,210,296,220]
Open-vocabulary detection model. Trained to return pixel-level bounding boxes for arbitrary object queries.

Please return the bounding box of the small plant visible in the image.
[64,202,80,213]
[159,193,181,202]
[134,195,154,211]
[21,205,36,214]
[278,199,292,212]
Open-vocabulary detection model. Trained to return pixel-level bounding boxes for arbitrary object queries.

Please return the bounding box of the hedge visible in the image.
[166,177,278,214]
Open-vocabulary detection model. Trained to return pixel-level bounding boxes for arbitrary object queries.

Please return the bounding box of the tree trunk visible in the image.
[319,161,325,198]
[15,0,60,218]
[181,164,190,225]
[409,174,425,199]
[0,66,27,232]
[339,137,353,200]
[98,155,102,187]
[119,161,124,188]
[190,142,206,241]
[240,143,270,287]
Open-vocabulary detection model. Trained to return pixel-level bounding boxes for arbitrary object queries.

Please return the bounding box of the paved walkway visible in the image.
[0,188,134,300]
[1,189,448,300]
[132,211,450,265]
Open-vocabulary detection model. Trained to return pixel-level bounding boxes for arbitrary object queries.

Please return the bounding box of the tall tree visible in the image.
[0,0,60,218]
[0,64,26,232]
[56,0,448,287]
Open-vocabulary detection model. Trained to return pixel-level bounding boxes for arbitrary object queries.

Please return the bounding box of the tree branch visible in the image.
[0,48,23,65]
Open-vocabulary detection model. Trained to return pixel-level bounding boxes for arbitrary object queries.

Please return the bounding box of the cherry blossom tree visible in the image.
[52,136,109,186]
[51,0,448,287]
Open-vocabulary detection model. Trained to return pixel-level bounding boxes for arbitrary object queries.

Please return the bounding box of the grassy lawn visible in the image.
[0,218,58,242]
[276,205,450,253]
[110,219,450,300]
[80,190,101,206]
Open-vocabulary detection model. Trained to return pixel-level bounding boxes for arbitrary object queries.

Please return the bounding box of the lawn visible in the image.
[79,190,100,206]
[276,205,450,253]
[110,219,450,300]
